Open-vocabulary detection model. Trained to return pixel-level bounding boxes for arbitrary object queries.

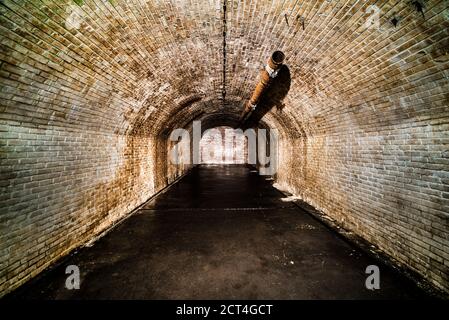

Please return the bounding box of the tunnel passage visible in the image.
[5,165,431,299]
[0,0,449,297]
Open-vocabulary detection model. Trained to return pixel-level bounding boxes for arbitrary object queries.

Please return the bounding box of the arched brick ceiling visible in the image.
[2,0,447,137]
[2,0,449,296]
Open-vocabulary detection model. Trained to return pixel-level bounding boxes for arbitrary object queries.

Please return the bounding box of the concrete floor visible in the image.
[8,165,429,299]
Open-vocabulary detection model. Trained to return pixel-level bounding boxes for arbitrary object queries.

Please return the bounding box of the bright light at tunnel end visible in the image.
[168,120,279,176]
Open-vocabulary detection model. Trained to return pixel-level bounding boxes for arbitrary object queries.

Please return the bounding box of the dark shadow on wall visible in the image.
[243,65,291,130]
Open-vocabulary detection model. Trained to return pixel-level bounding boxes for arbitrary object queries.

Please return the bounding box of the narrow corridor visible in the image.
[8,165,429,299]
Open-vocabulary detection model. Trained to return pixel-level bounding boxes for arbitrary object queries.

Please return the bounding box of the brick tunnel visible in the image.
[0,0,448,300]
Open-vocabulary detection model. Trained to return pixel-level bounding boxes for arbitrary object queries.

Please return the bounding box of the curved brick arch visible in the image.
[0,0,448,296]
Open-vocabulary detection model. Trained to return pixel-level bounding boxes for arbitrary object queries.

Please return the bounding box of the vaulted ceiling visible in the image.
[0,0,448,137]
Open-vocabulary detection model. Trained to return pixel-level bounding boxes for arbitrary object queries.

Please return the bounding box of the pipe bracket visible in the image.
[265,64,280,78]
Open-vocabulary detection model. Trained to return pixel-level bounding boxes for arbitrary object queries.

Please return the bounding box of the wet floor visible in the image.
[7,165,430,299]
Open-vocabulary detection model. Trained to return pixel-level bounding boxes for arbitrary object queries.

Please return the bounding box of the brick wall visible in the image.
[0,124,165,293]
[0,0,195,296]
[275,126,449,293]
[268,0,449,293]
[1,0,448,296]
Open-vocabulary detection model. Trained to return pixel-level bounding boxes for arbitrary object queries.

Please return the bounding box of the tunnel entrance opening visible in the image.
[200,126,248,164]
[164,117,279,177]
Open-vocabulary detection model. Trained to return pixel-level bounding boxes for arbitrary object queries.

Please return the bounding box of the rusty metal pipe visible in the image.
[238,51,285,125]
